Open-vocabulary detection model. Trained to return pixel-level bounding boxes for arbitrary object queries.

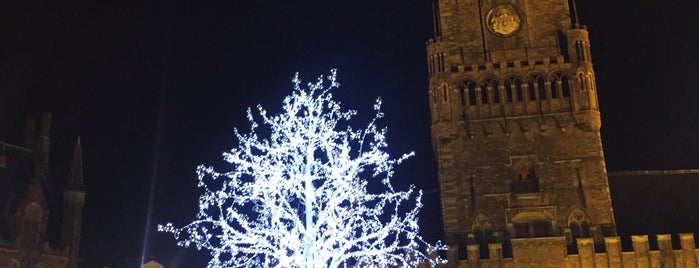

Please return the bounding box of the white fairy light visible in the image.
[159,69,444,267]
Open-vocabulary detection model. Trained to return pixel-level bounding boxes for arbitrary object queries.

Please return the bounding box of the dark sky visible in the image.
[1,0,698,267]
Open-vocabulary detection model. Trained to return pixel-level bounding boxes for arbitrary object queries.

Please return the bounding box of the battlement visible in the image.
[427,43,573,77]
[439,234,698,268]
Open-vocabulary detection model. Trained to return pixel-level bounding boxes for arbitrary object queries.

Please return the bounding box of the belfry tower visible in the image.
[427,0,615,258]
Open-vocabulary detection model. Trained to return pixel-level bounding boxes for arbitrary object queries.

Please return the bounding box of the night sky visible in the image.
[1,1,698,267]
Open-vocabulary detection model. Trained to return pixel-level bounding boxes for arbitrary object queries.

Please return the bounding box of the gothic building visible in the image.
[0,113,85,268]
[427,0,697,267]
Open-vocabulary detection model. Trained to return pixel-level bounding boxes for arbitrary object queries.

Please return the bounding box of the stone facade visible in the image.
[424,0,699,267]
[428,0,614,257]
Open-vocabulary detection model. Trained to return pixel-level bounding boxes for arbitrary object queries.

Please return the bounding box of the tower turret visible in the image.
[61,138,86,268]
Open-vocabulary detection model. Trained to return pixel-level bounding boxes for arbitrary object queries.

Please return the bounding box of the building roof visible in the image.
[608,169,699,236]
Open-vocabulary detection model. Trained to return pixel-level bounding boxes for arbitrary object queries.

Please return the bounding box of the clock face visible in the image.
[486,5,523,37]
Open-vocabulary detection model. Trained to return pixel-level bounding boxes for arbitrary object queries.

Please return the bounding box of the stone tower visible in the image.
[61,138,86,268]
[426,0,615,258]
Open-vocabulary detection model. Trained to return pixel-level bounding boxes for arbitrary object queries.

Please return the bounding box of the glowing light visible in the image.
[159,70,444,267]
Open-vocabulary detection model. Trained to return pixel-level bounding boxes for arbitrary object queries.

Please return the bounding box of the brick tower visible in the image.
[426,0,616,259]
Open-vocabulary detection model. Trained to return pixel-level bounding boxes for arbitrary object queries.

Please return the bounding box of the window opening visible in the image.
[536,77,546,100]
[442,85,448,102]
[562,76,571,97]
[468,82,477,105]
[512,168,539,193]
[550,79,558,98]
[514,221,551,238]
[505,80,514,102]
[492,86,500,103]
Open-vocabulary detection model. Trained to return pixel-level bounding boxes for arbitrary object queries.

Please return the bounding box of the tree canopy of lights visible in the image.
[159,70,444,267]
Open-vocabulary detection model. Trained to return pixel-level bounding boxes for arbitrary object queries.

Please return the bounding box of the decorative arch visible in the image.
[525,74,547,101]
[503,76,524,102]
[472,213,493,231]
[568,209,591,239]
[479,77,500,104]
[457,79,478,106]
[550,72,571,98]
[472,214,494,258]
[522,73,542,101]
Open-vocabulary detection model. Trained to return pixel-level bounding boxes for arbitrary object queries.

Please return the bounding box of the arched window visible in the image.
[472,214,494,258]
[505,84,513,102]
[552,73,571,98]
[569,210,591,239]
[561,75,571,97]
[481,78,499,104]
[459,80,477,106]
[504,77,522,102]
[492,85,501,103]
[467,81,477,105]
[480,83,489,104]
[527,75,546,101]
[536,76,546,100]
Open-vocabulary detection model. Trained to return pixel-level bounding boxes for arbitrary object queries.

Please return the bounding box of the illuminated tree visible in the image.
[159,70,443,267]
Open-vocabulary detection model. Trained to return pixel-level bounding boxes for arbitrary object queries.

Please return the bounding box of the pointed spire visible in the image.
[570,0,580,27]
[67,137,84,191]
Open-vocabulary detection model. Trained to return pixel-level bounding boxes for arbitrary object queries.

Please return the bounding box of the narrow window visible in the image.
[481,85,489,104]
[537,77,546,100]
[492,85,500,103]
[515,79,524,101]
[474,227,493,258]
[562,76,571,97]
[550,79,558,98]
[527,78,538,101]
[505,81,514,102]
[442,85,448,102]
[468,83,477,105]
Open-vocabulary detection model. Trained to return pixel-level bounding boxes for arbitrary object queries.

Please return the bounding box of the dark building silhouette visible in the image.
[0,113,85,268]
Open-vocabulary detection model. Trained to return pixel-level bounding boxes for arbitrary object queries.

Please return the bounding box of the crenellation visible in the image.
[434,234,698,268]
[631,235,651,268]
[679,233,698,267]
